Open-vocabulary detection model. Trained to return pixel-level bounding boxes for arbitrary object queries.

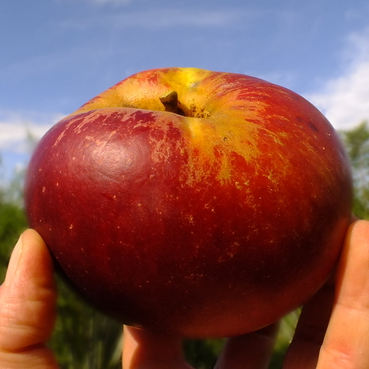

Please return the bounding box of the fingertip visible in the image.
[17,229,55,289]
[315,218,369,368]
[0,229,59,366]
[0,228,57,353]
[335,219,369,278]
[337,219,369,277]
[347,219,369,240]
[20,228,47,249]
[20,228,52,266]
[6,229,48,276]
[2,228,56,305]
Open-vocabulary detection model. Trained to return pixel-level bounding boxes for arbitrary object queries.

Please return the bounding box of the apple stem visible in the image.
[160,91,188,116]
[160,91,210,119]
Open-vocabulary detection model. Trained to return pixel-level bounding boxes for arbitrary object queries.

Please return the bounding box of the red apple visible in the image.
[25,67,352,338]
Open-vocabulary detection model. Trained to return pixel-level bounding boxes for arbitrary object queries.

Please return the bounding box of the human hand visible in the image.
[0,229,58,369]
[283,219,369,369]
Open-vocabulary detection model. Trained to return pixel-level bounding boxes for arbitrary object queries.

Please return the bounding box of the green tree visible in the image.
[51,279,123,369]
[341,121,369,219]
[0,200,28,280]
[0,157,28,278]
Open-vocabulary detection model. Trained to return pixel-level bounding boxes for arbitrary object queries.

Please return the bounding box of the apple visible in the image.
[25,67,352,338]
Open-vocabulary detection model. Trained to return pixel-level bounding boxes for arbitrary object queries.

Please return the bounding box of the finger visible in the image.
[122,325,194,369]
[283,283,334,368]
[214,324,278,369]
[0,229,59,368]
[316,220,369,369]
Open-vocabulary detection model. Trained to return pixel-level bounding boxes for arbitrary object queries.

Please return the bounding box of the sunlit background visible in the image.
[1,0,369,183]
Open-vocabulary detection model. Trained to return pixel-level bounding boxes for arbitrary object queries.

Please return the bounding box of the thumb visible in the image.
[0,229,59,368]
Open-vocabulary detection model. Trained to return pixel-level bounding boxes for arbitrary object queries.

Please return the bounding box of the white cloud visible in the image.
[0,111,63,153]
[0,111,63,186]
[307,27,369,130]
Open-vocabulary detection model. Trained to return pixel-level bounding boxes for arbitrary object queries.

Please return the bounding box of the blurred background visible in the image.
[1,0,369,367]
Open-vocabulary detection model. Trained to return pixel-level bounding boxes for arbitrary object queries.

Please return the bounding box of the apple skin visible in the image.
[25,67,352,338]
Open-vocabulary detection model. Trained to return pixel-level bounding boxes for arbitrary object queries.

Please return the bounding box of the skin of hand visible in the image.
[0,220,368,369]
[0,229,58,369]
[283,220,369,369]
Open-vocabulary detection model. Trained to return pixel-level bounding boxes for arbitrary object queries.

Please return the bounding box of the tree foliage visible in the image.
[0,200,27,280]
[50,278,123,369]
[341,121,369,219]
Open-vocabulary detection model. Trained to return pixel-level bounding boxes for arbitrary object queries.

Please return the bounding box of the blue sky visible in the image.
[1,0,369,183]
